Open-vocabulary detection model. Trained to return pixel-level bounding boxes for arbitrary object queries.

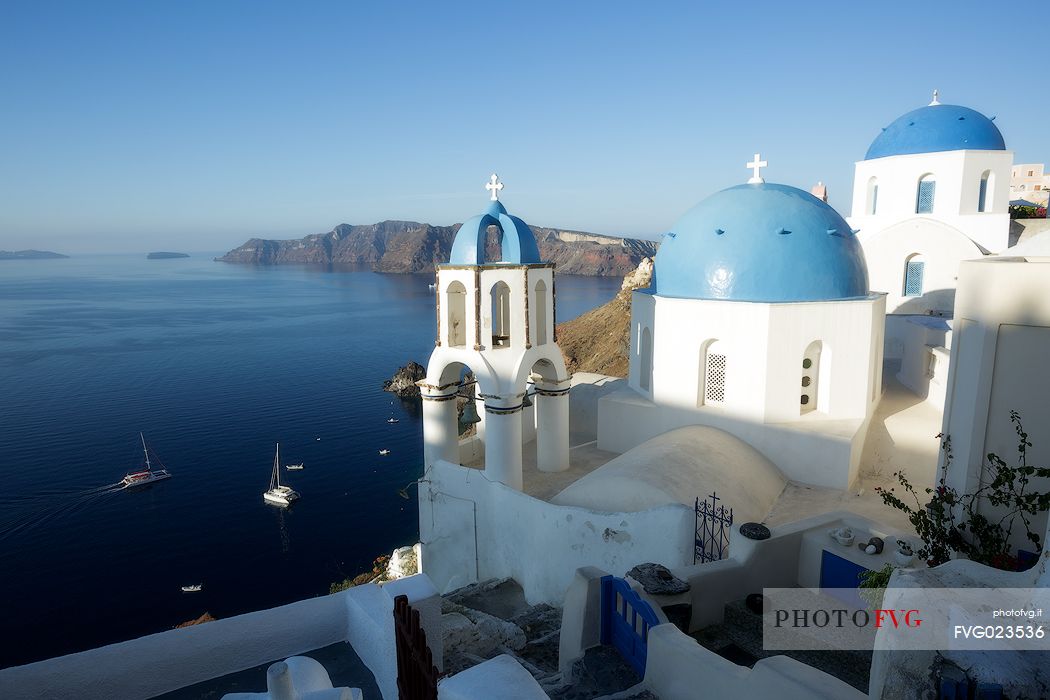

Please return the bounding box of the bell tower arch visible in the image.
[420,175,571,490]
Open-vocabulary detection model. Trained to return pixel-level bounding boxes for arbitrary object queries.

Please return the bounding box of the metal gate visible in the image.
[599,575,660,676]
[393,594,440,700]
[694,492,733,564]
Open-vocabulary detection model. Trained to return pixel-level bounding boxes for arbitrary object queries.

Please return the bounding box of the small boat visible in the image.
[264,443,300,507]
[121,433,172,488]
[379,449,391,456]
[386,417,399,424]
[285,462,304,471]
[181,584,202,593]
[427,283,436,290]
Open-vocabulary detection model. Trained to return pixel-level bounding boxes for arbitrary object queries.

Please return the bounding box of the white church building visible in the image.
[845,92,1015,408]
[607,169,885,490]
[415,96,1050,697]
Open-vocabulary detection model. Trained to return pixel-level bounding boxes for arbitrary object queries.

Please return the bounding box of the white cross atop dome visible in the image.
[485,173,504,201]
[747,153,768,184]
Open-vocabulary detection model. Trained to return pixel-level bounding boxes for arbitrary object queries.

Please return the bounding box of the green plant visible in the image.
[858,564,895,609]
[1009,204,1040,219]
[329,554,391,593]
[876,412,1050,569]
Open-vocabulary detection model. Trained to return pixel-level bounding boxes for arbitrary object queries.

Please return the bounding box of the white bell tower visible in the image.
[419,175,571,490]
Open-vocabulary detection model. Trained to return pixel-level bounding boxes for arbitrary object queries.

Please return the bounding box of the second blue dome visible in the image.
[865,103,1005,160]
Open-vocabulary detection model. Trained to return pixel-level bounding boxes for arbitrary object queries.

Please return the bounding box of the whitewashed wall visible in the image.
[0,575,442,700]
[628,293,883,424]
[418,459,694,604]
[895,316,952,405]
[856,217,985,316]
[644,625,866,700]
[615,292,884,490]
[597,390,868,489]
[850,149,1012,253]
[941,257,1050,549]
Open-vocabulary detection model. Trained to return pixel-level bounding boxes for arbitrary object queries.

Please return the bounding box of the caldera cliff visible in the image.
[556,257,653,377]
[217,221,657,276]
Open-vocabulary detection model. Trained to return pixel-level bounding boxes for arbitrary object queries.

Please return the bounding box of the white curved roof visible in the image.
[552,425,786,523]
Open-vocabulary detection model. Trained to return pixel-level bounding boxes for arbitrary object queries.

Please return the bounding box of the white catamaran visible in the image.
[121,433,172,488]
[264,443,299,506]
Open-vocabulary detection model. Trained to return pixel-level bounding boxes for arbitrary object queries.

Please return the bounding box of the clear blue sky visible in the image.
[0,1,1044,253]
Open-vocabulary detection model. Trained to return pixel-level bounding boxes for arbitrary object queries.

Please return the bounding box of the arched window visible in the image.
[639,326,653,392]
[903,253,925,297]
[701,340,726,406]
[490,281,511,347]
[916,174,936,214]
[866,176,879,215]
[978,170,991,213]
[800,341,822,413]
[534,279,548,346]
[446,281,467,347]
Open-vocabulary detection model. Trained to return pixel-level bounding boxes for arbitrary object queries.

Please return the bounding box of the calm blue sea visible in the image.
[0,254,618,667]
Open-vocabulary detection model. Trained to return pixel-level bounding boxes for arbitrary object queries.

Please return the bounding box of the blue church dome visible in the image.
[654,183,869,302]
[865,103,1005,160]
[448,199,542,265]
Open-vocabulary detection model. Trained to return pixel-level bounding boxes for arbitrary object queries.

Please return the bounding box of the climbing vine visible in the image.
[876,412,1050,570]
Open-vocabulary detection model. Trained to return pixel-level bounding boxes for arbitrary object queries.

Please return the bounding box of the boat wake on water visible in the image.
[0,482,125,541]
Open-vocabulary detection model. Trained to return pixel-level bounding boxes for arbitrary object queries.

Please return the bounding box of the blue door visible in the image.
[820,550,869,609]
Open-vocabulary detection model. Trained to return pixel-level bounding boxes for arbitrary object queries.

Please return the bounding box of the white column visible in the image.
[535,379,570,473]
[483,397,523,490]
[421,384,459,468]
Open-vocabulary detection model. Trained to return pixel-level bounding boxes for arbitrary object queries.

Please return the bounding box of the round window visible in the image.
[802,358,813,369]
[801,395,810,405]
[802,376,811,387]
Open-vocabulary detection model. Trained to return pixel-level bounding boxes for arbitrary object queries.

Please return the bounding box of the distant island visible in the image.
[147,252,190,259]
[217,220,658,276]
[0,250,69,260]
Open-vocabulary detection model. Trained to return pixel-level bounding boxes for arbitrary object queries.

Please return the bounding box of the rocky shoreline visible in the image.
[382,361,426,399]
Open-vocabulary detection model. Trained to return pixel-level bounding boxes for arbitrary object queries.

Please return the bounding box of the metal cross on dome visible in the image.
[746,153,767,184]
[485,173,504,201]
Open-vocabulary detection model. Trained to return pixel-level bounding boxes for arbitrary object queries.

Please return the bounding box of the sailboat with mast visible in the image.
[263,443,299,507]
[121,433,172,488]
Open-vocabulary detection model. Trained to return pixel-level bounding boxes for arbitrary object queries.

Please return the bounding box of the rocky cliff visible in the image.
[383,361,426,399]
[556,258,653,377]
[217,221,657,276]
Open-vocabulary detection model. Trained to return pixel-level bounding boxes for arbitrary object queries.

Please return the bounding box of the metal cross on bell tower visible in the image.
[485,173,504,201]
